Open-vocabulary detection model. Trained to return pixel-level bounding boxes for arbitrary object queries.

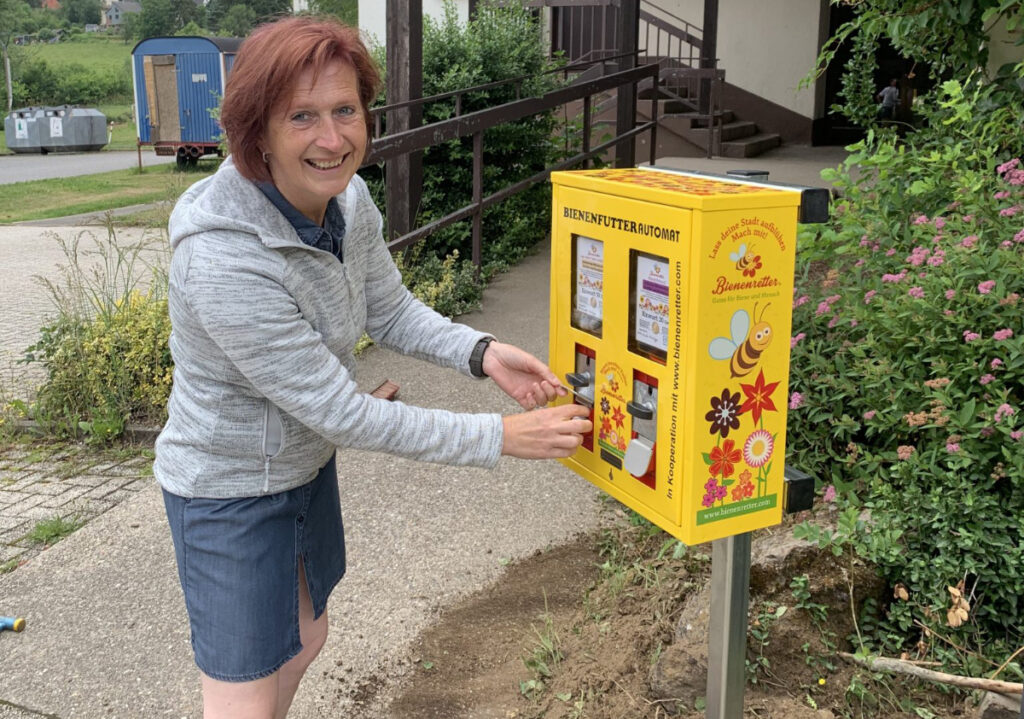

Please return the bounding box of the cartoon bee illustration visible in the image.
[708,303,773,378]
[729,243,762,278]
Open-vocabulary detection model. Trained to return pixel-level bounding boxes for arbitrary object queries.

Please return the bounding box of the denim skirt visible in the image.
[162,458,346,682]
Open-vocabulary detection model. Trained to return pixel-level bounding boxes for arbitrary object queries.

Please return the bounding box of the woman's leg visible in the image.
[200,563,326,719]
[274,560,329,719]
[200,672,278,719]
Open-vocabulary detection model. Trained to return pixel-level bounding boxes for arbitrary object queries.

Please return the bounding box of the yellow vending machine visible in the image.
[549,166,827,545]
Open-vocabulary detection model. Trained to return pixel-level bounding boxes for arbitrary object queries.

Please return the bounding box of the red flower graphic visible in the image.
[612,406,626,428]
[740,369,780,425]
[709,439,741,478]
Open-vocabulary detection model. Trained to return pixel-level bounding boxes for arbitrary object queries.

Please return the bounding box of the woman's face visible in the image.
[262,59,367,224]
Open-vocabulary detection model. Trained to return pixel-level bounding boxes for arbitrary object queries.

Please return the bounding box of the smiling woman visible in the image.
[157,15,592,719]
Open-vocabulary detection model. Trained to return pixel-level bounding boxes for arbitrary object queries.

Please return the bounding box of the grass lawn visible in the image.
[0,163,217,223]
[23,34,132,75]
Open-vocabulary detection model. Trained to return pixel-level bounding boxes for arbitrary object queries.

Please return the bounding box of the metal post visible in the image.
[706,531,751,719]
[614,0,639,168]
[471,131,483,272]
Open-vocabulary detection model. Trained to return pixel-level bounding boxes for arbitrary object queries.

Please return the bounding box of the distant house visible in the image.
[40,0,61,10]
[103,0,141,27]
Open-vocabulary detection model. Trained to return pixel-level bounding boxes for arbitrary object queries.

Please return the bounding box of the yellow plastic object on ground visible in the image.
[549,166,819,545]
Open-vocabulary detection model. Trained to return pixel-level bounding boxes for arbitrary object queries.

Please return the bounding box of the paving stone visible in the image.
[39,485,92,508]
[4,493,47,515]
[65,473,117,488]
[65,497,115,517]
[0,513,29,531]
[98,488,137,506]
[0,489,25,506]
[16,504,62,522]
[83,481,123,500]
[19,480,67,496]
[0,544,27,563]
[0,523,30,543]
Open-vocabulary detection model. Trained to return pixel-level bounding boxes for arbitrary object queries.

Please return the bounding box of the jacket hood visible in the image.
[168,156,353,252]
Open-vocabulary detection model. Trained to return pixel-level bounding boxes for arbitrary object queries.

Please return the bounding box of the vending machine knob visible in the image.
[626,400,654,420]
[566,371,593,388]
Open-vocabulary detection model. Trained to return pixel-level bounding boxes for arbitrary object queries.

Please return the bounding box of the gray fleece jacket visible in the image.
[154,158,503,498]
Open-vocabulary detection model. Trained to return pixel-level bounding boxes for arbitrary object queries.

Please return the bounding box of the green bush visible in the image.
[365,0,569,274]
[13,56,132,107]
[22,226,171,442]
[788,69,1024,662]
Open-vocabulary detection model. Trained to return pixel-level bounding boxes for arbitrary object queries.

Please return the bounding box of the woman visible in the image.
[155,16,591,718]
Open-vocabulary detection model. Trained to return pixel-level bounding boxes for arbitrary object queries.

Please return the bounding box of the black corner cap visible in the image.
[783,464,816,514]
[799,188,830,224]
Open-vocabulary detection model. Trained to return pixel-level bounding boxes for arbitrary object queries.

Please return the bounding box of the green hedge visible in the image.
[789,68,1024,668]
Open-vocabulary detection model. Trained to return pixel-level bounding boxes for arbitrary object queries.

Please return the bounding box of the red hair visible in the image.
[220,16,382,182]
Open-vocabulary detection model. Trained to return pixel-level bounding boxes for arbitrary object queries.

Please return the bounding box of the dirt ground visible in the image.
[377,514,974,719]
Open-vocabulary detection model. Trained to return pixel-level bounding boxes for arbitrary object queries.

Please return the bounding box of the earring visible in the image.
[262,151,269,163]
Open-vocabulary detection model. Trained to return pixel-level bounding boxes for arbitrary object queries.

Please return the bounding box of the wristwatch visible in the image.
[469,337,495,378]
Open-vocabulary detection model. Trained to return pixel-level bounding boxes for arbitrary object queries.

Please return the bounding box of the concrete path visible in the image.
[0,225,165,390]
[0,223,604,718]
[0,151,176,186]
[0,146,849,718]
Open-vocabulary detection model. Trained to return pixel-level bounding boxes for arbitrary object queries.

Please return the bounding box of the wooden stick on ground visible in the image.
[839,652,1023,696]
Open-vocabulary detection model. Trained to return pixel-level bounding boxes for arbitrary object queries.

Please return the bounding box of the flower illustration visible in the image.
[731,477,754,501]
[709,439,742,478]
[740,370,780,425]
[702,477,726,507]
[705,389,743,438]
[600,397,610,414]
[611,406,626,428]
[743,430,774,468]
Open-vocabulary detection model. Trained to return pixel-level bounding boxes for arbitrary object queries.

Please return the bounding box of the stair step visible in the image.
[688,120,757,142]
[720,132,782,158]
[664,110,735,129]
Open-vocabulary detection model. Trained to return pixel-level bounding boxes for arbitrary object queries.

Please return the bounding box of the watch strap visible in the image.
[469,337,495,378]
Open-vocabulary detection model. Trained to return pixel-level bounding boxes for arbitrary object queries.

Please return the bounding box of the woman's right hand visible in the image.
[501,403,593,459]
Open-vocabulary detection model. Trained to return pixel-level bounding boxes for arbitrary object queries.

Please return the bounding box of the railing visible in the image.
[363,61,660,265]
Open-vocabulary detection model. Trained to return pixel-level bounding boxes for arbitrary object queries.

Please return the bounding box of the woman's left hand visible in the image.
[482,341,567,410]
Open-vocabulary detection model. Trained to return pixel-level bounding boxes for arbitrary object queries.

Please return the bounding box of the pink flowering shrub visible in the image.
[788,74,1024,651]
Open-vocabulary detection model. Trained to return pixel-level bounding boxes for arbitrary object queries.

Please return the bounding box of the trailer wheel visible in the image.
[176,151,189,170]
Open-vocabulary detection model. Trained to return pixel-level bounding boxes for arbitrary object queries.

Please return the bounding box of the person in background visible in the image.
[155,16,591,718]
[877,77,900,120]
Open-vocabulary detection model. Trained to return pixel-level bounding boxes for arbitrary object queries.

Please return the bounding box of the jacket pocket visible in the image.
[261,400,285,493]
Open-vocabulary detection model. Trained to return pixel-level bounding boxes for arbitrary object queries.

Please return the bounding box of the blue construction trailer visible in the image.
[131,36,243,168]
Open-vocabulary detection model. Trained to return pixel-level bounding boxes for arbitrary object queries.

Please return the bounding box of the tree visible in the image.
[218,3,255,36]
[139,0,203,38]
[0,0,32,113]
[307,0,356,25]
[815,0,1024,121]
[62,0,102,25]
[121,10,141,42]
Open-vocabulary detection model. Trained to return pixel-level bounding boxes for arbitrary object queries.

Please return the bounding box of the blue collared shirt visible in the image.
[256,181,346,262]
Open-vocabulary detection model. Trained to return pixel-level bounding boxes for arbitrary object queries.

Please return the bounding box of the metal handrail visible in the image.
[370,50,644,136]
[363,62,660,260]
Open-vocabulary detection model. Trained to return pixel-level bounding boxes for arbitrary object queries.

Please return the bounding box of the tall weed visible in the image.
[22,220,171,442]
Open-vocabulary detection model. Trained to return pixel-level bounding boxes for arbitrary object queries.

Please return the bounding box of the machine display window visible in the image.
[628,250,669,364]
[571,234,604,337]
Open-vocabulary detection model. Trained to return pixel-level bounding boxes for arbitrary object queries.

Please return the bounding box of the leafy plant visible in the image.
[21,222,171,442]
[24,514,83,547]
[788,65,1024,669]
[365,0,572,277]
